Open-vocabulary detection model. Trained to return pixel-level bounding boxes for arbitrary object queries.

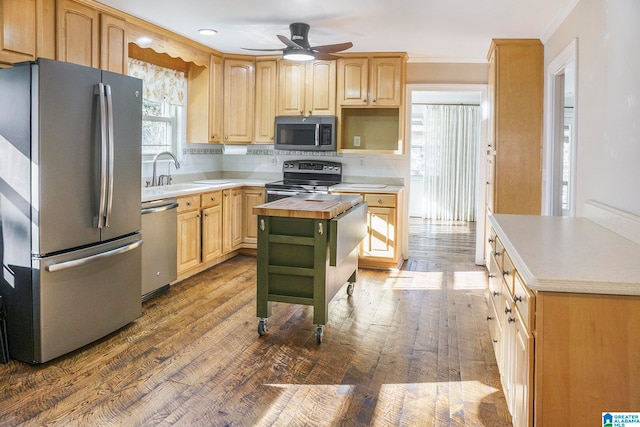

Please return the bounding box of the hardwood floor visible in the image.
[0,219,510,426]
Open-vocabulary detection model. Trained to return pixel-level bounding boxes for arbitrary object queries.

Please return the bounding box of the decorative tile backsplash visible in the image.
[182,146,343,157]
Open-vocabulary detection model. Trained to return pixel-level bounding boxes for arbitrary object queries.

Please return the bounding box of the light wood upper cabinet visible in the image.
[209,54,223,143]
[0,0,55,65]
[337,56,402,107]
[337,57,368,106]
[254,59,277,143]
[100,13,127,74]
[56,0,128,72]
[277,59,336,116]
[277,60,306,115]
[56,0,99,68]
[0,0,37,64]
[223,58,255,143]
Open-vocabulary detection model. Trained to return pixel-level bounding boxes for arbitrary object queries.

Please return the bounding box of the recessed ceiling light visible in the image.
[198,29,218,36]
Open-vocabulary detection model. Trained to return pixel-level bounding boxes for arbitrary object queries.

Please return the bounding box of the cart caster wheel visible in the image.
[346,283,354,296]
[316,326,324,343]
[257,319,267,336]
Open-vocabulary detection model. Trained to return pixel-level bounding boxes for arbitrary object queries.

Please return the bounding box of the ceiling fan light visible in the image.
[282,47,315,61]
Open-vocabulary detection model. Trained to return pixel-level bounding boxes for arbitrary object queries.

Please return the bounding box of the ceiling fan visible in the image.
[242,23,353,61]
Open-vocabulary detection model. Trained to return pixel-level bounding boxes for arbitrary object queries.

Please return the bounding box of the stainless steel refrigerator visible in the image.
[0,58,143,364]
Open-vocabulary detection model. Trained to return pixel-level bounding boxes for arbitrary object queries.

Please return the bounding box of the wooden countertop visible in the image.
[490,214,640,295]
[253,194,363,219]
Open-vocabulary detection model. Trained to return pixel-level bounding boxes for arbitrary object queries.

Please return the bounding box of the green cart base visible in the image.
[256,202,367,343]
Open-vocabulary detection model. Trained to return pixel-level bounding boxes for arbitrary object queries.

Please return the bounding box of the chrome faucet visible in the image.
[151,151,180,186]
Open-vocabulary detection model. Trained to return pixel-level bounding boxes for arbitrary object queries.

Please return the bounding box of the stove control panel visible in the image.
[283,160,342,174]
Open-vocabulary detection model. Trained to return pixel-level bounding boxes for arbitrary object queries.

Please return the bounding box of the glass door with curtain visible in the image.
[410,104,480,222]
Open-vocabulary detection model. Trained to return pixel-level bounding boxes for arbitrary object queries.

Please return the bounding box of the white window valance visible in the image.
[128,58,186,106]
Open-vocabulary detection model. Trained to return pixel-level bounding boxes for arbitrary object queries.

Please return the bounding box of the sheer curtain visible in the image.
[418,104,480,221]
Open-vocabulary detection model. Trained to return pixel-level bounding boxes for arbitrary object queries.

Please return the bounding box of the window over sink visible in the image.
[128,58,187,159]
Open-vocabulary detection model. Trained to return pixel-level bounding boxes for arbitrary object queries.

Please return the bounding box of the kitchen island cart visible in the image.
[254,195,367,342]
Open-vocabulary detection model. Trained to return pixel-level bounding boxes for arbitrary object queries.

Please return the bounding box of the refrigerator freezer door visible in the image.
[33,234,142,363]
[99,70,142,242]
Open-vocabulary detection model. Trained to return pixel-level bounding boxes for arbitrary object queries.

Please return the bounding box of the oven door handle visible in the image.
[315,124,320,146]
[267,190,308,196]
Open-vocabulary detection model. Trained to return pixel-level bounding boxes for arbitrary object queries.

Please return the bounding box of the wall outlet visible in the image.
[354,136,361,147]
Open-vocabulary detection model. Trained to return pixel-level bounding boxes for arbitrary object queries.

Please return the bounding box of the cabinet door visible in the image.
[0,0,37,63]
[177,210,201,274]
[306,60,336,115]
[222,188,243,253]
[186,63,210,144]
[369,57,401,106]
[201,205,222,262]
[242,187,264,245]
[56,0,99,68]
[209,54,223,142]
[254,60,277,143]
[364,206,395,258]
[277,60,306,116]
[100,13,127,74]
[223,59,255,143]
[337,57,368,106]
[501,293,516,413]
[513,316,533,427]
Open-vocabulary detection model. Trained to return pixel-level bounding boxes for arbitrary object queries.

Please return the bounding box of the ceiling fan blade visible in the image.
[314,52,340,60]
[277,35,301,48]
[312,42,353,53]
[241,47,284,52]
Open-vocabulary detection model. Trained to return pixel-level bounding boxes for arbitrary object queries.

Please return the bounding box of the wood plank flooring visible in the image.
[0,219,511,426]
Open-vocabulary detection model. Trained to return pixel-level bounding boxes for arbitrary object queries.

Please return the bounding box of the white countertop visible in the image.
[490,214,640,295]
[141,179,267,202]
[330,183,404,194]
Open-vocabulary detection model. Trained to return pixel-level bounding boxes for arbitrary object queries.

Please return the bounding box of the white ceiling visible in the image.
[96,0,579,63]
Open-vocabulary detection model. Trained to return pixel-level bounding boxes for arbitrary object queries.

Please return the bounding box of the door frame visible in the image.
[543,39,579,216]
[404,84,488,265]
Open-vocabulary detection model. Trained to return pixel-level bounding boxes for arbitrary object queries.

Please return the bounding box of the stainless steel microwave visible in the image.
[274,115,337,151]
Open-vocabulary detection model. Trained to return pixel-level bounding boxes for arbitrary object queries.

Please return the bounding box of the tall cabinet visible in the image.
[486,39,543,216]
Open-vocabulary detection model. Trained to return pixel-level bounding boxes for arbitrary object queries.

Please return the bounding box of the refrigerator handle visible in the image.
[46,240,143,273]
[95,83,108,229]
[105,84,115,227]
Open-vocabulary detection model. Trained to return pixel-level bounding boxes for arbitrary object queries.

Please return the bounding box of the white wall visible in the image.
[545,0,640,216]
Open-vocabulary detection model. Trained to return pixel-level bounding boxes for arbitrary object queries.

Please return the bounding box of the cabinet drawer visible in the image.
[493,236,504,268]
[501,250,515,296]
[177,195,201,213]
[201,190,222,208]
[513,272,535,331]
[364,193,396,208]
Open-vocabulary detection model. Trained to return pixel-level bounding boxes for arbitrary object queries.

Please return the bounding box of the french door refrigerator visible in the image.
[0,58,143,364]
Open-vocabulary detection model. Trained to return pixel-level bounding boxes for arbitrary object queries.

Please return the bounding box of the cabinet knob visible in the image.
[494,251,501,257]
[211,197,216,201]
[488,238,494,243]
[507,317,516,324]
[300,110,304,114]
[486,316,493,321]
[270,136,274,141]
[492,339,499,343]
[488,274,496,278]
[186,202,192,206]
[502,270,510,276]
[372,99,377,103]
[514,295,523,303]
[504,307,512,314]
[377,198,382,204]
[204,213,209,217]
[492,291,499,297]
[211,134,216,139]
[225,135,229,140]
[308,110,312,115]
[363,98,367,103]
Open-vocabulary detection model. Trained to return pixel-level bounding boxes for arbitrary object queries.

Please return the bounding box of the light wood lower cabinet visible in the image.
[176,186,261,278]
[176,195,202,274]
[486,229,534,427]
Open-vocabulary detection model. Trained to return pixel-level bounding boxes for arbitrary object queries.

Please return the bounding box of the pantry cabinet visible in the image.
[223,58,255,143]
[254,59,277,143]
[277,59,336,116]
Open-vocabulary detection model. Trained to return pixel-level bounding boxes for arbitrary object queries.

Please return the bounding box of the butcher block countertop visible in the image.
[253,194,363,219]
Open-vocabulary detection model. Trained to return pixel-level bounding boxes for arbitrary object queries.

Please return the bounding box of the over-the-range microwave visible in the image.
[274,115,337,151]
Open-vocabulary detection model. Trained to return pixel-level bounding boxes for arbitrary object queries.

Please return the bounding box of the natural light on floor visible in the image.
[259,381,500,425]
[383,271,444,290]
[452,271,488,290]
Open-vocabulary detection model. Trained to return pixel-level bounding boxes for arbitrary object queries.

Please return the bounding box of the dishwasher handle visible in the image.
[141,202,179,215]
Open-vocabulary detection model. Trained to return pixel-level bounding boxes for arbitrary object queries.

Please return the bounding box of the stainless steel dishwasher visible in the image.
[141,198,178,301]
